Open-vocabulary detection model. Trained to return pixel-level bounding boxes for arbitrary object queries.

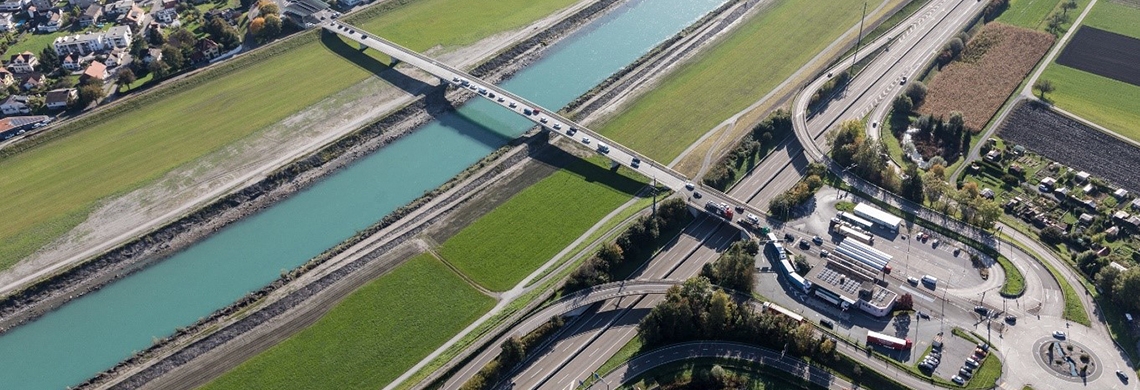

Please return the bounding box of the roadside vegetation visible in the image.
[594,0,868,162]
[460,317,564,390]
[700,240,759,292]
[203,253,495,390]
[702,110,792,191]
[619,360,815,390]
[767,162,827,219]
[438,156,647,291]
[996,0,1084,31]
[0,0,581,272]
[563,197,691,292]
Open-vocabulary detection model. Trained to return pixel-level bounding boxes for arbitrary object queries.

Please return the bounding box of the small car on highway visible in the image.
[582,137,591,144]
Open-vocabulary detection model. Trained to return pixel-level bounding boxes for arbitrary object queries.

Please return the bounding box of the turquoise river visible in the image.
[0,0,724,387]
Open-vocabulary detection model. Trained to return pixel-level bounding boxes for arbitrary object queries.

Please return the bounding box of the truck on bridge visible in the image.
[867,330,912,350]
[705,201,734,220]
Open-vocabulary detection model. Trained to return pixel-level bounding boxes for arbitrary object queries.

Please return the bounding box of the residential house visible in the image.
[19,72,44,90]
[119,4,144,30]
[1131,198,1140,211]
[53,26,132,56]
[195,38,220,61]
[7,51,38,73]
[1075,171,1091,183]
[81,60,107,82]
[61,54,83,71]
[35,8,61,32]
[0,0,27,13]
[144,47,162,64]
[1078,213,1095,226]
[204,8,237,24]
[155,7,177,24]
[69,0,96,9]
[1113,211,1132,224]
[0,95,30,115]
[45,88,76,109]
[103,0,133,16]
[0,12,13,31]
[79,3,102,27]
[103,47,125,67]
[1113,188,1128,199]
[0,66,12,86]
[160,0,176,9]
[104,25,132,48]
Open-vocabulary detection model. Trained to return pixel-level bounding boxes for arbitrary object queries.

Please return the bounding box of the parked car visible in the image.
[959,368,973,379]
[908,276,919,285]
[820,319,834,329]
[951,376,965,385]
[1117,370,1129,383]
[798,240,811,250]
[1053,330,1067,339]
[812,235,823,245]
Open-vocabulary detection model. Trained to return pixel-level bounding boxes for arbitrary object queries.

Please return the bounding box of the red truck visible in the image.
[867,330,912,350]
[704,201,734,219]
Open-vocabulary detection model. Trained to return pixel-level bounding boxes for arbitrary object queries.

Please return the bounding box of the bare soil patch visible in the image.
[919,23,1054,131]
[1055,26,1140,87]
[997,100,1140,192]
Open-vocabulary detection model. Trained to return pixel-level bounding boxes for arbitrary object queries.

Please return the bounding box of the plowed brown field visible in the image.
[918,23,1054,131]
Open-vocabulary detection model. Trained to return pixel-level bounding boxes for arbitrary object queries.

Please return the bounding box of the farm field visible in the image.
[593,0,869,162]
[437,156,646,291]
[202,253,494,390]
[918,23,1053,131]
[996,0,1074,29]
[996,100,1140,192]
[1081,0,1140,38]
[1054,27,1140,86]
[1028,0,1140,143]
[0,0,580,272]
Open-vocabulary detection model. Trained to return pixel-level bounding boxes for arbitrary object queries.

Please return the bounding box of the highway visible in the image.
[588,341,850,390]
[501,217,738,389]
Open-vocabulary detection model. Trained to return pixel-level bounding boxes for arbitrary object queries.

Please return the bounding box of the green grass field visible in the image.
[1081,0,1140,38]
[202,253,494,390]
[996,0,1071,29]
[0,0,579,271]
[438,156,646,291]
[593,0,867,162]
[1030,1,1140,144]
[1038,64,1140,143]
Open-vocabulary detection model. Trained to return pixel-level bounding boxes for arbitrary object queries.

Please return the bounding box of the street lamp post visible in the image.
[853,1,868,68]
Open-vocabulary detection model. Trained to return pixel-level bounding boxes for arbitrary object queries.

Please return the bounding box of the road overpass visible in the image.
[321,21,767,225]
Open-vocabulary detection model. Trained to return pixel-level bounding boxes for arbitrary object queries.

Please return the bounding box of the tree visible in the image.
[892,94,913,115]
[262,14,283,39]
[1095,266,1120,296]
[76,84,105,108]
[1039,226,1065,245]
[249,16,266,36]
[207,16,241,48]
[1046,12,1069,35]
[1062,0,1078,14]
[901,164,925,203]
[148,59,171,80]
[39,47,59,71]
[161,45,185,70]
[1112,268,1140,314]
[904,81,927,105]
[896,293,914,311]
[258,0,280,16]
[118,68,137,91]
[499,337,525,368]
[148,27,166,46]
[1033,79,1055,99]
[976,199,1003,229]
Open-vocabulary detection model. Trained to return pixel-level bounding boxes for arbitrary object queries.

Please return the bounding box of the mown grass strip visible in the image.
[593,0,868,162]
[202,253,495,390]
[0,0,581,271]
[438,156,647,291]
[1037,64,1140,144]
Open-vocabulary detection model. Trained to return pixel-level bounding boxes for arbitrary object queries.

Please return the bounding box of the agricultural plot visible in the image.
[918,23,1054,131]
[997,100,1140,192]
[1055,27,1140,87]
[437,156,646,291]
[202,253,494,390]
[1084,0,1140,38]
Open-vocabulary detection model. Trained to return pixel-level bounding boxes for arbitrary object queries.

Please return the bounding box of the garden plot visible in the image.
[1055,27,1140,87]
[918,23,1054,131]
[997,100,1140,192]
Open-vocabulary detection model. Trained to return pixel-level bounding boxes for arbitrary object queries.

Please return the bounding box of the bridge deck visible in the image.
[322,21,772,224]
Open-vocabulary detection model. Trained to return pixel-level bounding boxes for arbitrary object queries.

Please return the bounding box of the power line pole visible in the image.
[853,1,868,68]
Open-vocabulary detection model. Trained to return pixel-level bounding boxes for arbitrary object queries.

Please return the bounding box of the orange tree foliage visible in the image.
[917,23,1054,131]
[250,17,266,36]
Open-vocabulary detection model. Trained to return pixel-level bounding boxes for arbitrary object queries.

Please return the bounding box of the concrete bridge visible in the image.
[321,21,771,224]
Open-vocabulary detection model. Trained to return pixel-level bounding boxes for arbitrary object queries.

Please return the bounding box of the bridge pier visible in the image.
[610,159,620,170]
[358,42,367,51]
